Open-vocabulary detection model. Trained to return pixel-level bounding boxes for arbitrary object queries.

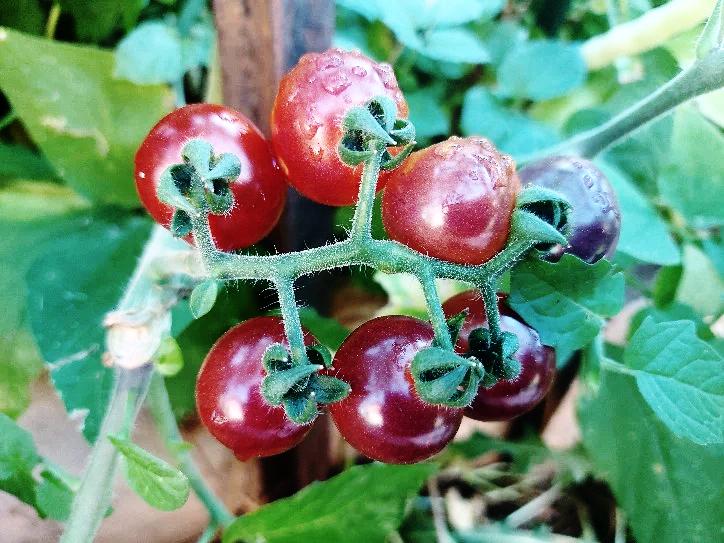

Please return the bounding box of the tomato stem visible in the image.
[480,282,503,345]
[274,276,310,366]
[350,144,385,241]
[418,268,453,351]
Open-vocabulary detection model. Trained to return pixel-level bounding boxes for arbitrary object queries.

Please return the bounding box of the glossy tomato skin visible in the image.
[271,48,408,206]
[382,137,520,265]
[442,291,555,422]
[329,316,462,463]
[135,104,287,252]
[195,317,315,461]
[518,156,621,263]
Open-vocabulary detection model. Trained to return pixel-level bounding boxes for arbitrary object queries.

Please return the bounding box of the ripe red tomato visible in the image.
[195,317,315,461]
[442,291,555,422]
[328,316,462,463]
[135,104,287,252]
[382,136,520,265]
[271,48,408,206]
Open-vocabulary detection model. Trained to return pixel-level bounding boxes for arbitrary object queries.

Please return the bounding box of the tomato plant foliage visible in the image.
[0,0,723,542]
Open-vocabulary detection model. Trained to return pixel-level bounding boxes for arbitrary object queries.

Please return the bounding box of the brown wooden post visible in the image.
[212,0,337,501]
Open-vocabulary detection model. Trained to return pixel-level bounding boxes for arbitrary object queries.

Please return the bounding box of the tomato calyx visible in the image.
[466,327,522,387]
[261,342,351,424]
[338,96,415,171]
[510,185,572,250]
[156,138,242,237]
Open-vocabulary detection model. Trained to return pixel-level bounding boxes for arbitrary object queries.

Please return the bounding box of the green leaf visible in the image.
[658,107,724,227]
[509,255,624,363]
[0,0,44,34]
[297,307,350,351]
[0,27,174,207]
[223,463,437,543]
[497,40,587,101]
[579,370,724,543]
[0,413,75,519]
[26,214,152,442]
[696,0,723,58]
[189,279,219,319]
[0,412,40,506]
[461,87,558,157]
[598,162,679,265]
[58,0,145,42]
[155,336,184,377]
[415,28,491,64]
[675,244,722,317]
[0,181,90,418]
[406,88,450,139]
[115,21,184,85]
[624,318,724,445]
[0,143,55,180]
[109,435,190,511]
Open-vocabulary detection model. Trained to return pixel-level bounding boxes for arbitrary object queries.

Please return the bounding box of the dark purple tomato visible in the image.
[135,104,287,252]
[518,156,621,263]
[382,136,520,265]
[195,317,315,461]
[442,291,556,422]
[328,316,463,463]
[271,48,408,206]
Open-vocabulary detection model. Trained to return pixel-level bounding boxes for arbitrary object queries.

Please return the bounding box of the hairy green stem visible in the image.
[147,374,233,527]
[480,281,503,344]
[558,47,724,159]
[60,367,153,543]
[418,268,453,350]
[45,3,61,40]
[350,145,384,240]
[62,227,195,543]
[274,276,309,365]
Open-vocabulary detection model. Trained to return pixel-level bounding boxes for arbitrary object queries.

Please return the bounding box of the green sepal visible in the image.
[311,375,351,404]
[513,185,571,247]
[389,118,415,146]
[510,208,568,246]
[157,165,197,214]
[181,139,213,174]
[467,328,521,383]
[262,343,291,372]
[189,279,218,319]
[261,364,322,405]
[170,210,193,237]
[204,182,234,214]
[338,133,375,166]
[411,347,484,408]
[380,143,415,171]
[283,394,318,425]
[366,95,397,132]
[208,152,242,181]
[306,344,333,368]
[342,105,396,146]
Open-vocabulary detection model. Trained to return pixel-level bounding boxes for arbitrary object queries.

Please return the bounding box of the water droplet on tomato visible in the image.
[351,65,367,77]
[322,72,351,95]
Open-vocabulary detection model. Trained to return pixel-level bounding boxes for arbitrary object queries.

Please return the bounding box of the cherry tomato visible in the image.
[329,316,462,463]
[135,104,287,252]
[382,137,520,265]
[271,48,408,206]
[195,317,315,461]
[442,290,555,422]
[518,156,621,263]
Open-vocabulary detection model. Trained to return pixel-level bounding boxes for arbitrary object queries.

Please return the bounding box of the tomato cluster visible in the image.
[134,48,621,464]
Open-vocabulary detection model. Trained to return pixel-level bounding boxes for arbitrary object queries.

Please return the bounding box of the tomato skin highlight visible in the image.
[329,316,462,464]
[382,136,520,265]
[134,104,287,252]
[518,156,621,263]
[195,317,315,461]
[271,48,408,206]
[442,291,556,422]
